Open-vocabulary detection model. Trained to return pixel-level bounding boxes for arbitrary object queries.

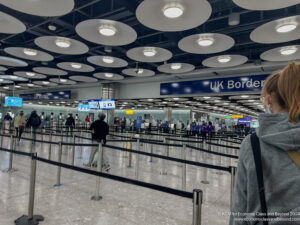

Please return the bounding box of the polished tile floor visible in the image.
[0,130,239,225]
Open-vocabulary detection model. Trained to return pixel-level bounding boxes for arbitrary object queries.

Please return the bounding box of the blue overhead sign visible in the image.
[160,74,269,95]
[99,99,115,110]
[20,91,71,100]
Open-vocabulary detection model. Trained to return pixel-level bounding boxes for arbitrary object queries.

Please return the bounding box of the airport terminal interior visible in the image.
[0,0,299,225]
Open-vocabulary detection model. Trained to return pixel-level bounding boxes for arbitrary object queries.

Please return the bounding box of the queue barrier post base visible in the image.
[200,180,209,185]
[15,215,44,225]
[53,184,63,188]
[2,168,18,173]
[91,195,103,201]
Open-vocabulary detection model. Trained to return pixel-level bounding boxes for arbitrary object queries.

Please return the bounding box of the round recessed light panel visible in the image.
[0,11,26,34]
[0,66,7,72]
[75,19,137,46]
[0,79,13,84]
[178,33,235,54]
[158,63,195,74]
[93,73,124,81]
[136,0,212,32]
[13,71,47,79]
[202,55,248,68]
[0,75,28,81]
[250,16,300,44]
[0,0,74,17]
[32,81,58,86]
[69,76,98,83]
[0,56,28,67]
[87,56,128,68]
[56,62,95,72]
[49,78,77,85]
[260,45,300,61]
[232,0,300,10]
[122,68,155,77]
[4,47,54,62]
[35,36,89,55]
[33,67,68,76]
[127,47,172,63]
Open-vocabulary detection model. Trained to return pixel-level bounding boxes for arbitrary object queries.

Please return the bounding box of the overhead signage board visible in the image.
[78,104,90,112]
[232,115,244,119]
[88,99,100,109]
[126,110,134,115]
[20,91,71,101]
[5,97,23,107]
[238,117,252,126]
[99,99,115,110]
[160,74,269,95]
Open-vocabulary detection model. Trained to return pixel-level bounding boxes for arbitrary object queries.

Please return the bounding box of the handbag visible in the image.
[250,133,268,225]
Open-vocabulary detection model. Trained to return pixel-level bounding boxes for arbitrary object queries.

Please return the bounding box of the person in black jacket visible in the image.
[84,113,110,171]
[65,114,75,136]
[26,110,41,142]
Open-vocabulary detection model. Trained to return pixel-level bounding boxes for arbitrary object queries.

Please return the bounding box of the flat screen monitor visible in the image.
[88,99,100,109]
[5,97,23,107]
[99,99,115,110]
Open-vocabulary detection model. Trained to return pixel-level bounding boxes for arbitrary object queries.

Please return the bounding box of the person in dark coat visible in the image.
[65,114,75,136]
[26,110,41,142]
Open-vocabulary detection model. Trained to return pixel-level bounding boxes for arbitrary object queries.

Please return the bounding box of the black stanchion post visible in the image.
[3,135,17,172]
[182,144,187,191]
[230,166,237,208]
[127,135,133,168]
[71,134,75,166]
[150,143,153,162]
[54,142,63,187]
[15,153,44,225]
[192,189,203,225]
[135,138,140,180]
[91,142,103,201]
[48,132,52,160]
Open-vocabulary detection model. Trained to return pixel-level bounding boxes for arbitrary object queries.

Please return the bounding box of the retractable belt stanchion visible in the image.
[230,166,237,208]
[48,132,52,160]
[127,135,133,168]
[54,142,63,187]
[150,143,153,162]
[135,138,140,180]
[71,134,75,166]
[182,144,187,191]
[91,142,103,201]
[3,134,17,172]
[15,153,44,225]
[192,189,203,225]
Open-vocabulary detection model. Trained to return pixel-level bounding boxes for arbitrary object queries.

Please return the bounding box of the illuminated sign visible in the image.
[232,115,244,119]
[125,110,134,115]
[99,99,115,110]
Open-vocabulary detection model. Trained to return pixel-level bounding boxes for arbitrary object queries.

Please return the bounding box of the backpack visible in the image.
[31,115,41,127]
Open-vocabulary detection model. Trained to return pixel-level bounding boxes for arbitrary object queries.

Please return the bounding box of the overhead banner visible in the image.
[160,74,269,95]
[20,91,71,101]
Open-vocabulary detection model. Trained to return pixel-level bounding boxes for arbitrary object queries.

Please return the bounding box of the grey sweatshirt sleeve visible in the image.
[229,136,251,225]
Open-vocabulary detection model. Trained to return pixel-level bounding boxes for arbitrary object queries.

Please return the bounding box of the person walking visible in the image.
[84,113,110,171]
[14,111,26,142]
[26,110,41,142]
[65,113,75,137]
[230,62,300,225]
[3,112,12,133]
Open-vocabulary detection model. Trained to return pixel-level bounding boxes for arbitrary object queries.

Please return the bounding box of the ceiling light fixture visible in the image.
[203,96,211,99]
[43,81,49,85]
[0,79,3,82]
[71,63,82,69]
[163,3,184,19]
[98,25,117,36]
[27,83,34,87]
[26,72,35,77]
[102,56,115,64]
[10,75,18,79]
[280,46,297,56]
[197,37,214,47]
[3,86,9,89]
[55,38,71,48]
[23,48,37,56]
[171,63,182,70]
[104,73,114,78]
[241,95,249,98]
[217,55,232,63]
[137,69,144,74]
[143,47,157,57]
[60,79,67,83]
[173,97,180,100]
[276,24,297,33]
[15,85,21,88]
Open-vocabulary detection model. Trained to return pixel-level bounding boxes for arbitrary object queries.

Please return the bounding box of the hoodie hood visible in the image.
[257,112,300,151]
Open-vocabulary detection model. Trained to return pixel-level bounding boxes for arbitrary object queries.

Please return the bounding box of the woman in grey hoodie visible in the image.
[230,62,300,225]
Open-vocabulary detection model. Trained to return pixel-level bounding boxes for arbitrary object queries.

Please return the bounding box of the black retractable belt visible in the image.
[250,133,268,225]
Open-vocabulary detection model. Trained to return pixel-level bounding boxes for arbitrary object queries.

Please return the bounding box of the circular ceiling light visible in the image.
[55,38,71,48]
[10,75,18,79]
[105,73,114,78]
[27,83,34,87]
[137,69,144,74]
[43,81,50,85]
[173,97,180,100]
[3,86,9,89]
[0,79,3,82]
[203,96,211,99]
[276,24,297,33]
[241,95,249,98]
[280,46,297,55]
[26,72,35,77]
[143,47,157,57]
[102,56,115,64]
[71,63,82,69]
[23,48,37,56]
[60,79,67,83]
[171,63,182,70]
[163,3,184,19]
[197,37,214,47]
[217,55,232,63]
[15,85,21,88]
[98,25,117,36]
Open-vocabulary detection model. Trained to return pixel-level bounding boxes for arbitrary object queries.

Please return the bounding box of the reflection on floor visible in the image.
[0,131,240,225]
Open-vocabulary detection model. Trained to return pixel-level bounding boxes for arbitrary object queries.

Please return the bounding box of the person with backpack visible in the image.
[84,113,110,172]
[65,113,75,137]
[230,62,300,225]
[14,111,25,142]
[26,110,41,142]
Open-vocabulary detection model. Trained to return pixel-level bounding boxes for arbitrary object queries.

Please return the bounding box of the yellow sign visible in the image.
[232,115,244,119]
[125,110,134,115]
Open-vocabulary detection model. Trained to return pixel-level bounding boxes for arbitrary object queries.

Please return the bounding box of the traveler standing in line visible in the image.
[3,112,12,121]
[201,121,208,140]
[14,111,26,142]
[3,112,12,132]
[207,121,215,141]
[26,110,41,142]
[230,63,300,225]
[84,113,110,171]
[85,115,90,130]
[65,113,75,137]
[121,118,126,133]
